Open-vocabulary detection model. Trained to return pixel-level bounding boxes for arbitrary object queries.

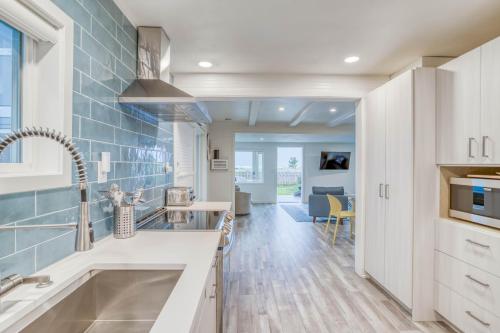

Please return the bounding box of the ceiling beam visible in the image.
[328,110,356,127]
[289,102,314,127]
[248,101,260,126]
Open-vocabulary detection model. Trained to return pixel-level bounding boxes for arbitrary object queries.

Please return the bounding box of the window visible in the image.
[235,151,263,183]
[0,20,22,163]
[0,0,73,195]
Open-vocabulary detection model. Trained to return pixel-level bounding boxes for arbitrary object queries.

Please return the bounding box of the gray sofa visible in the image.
[235,185,251,215]
[308,186,349,223]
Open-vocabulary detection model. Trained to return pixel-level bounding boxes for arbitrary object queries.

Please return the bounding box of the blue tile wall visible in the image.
[0,0,174,277]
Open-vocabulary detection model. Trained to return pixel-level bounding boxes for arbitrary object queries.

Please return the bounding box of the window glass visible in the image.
[235,151,263,183]
[0,20,22,163]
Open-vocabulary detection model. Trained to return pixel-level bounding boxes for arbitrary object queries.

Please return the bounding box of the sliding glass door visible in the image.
[277,147,303,203]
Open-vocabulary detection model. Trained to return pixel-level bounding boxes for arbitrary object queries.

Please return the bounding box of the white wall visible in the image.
[235,142,277,203]
[207,121,356,209]
[235,142,355,204]
[303,143,355,200]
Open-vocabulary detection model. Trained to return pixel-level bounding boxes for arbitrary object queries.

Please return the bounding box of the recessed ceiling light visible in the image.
[330,108,337,113]
[198,61,213,68]
[278,106,285,111]
[259,137,264,141]
[344,56,360,64]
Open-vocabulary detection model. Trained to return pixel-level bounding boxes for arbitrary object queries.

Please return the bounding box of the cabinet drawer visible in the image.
[435,250,500,317]
[436,282,500,333]
[436,219,500,276]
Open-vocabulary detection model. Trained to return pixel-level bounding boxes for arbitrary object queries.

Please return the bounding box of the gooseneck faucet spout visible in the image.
[0,127,94,251]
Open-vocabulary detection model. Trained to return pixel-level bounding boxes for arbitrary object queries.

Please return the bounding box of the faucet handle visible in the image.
[0,274,53,296]
[23,275,53,288]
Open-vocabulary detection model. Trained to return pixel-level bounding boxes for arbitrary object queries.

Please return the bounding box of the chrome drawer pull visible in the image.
[465,274,490,287]
[465,311,490,327]
[466,239,490,249]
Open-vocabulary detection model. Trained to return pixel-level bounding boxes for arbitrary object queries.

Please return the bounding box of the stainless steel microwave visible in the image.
[450,177,500,229]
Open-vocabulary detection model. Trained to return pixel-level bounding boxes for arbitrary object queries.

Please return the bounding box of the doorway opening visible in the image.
[277,146,303,203]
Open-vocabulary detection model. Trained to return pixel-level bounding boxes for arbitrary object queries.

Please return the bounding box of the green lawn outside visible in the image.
[277,184,300,195]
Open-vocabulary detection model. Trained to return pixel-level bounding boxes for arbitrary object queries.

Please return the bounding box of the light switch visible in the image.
[98,152,111,184]
[101,152,111,172]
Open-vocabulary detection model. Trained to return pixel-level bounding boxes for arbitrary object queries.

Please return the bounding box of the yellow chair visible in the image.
[323,194,356,245]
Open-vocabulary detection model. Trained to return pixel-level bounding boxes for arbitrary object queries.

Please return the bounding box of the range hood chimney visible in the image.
[118,27,212,124]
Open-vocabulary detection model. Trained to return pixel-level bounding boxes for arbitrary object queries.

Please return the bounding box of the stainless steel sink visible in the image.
[20,270,183,333]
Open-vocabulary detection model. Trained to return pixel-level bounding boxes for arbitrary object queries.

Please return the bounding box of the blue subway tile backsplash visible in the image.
[52,0,91,31]
[0,0,174,277]
[0,192,36,225]
[36,186,80,216]
[36,231,77,271]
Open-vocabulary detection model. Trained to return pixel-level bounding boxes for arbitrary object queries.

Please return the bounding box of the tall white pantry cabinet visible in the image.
[363,68,438,320]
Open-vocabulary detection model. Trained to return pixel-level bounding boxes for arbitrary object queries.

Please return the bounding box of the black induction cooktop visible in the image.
[137,208,222,231]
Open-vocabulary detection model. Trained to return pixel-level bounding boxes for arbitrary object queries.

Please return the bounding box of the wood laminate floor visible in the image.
[223,204,453,333]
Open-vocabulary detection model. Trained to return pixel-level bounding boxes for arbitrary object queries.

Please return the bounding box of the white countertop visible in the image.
[166,201,232,212]
[0,231,221,333]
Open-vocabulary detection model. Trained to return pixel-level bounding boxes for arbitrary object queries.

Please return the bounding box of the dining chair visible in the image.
[324,194,356,245]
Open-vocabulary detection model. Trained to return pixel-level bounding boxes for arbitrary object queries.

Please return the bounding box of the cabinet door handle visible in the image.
[465,238,490,249]
[482,136,489,158]
[465,311,490,327]
[465,274,490,287]
[384,184,390,199]
[379,184,384,198]
[468,137,476,158]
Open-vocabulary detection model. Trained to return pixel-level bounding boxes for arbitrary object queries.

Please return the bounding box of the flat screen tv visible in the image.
[320,152,351,170]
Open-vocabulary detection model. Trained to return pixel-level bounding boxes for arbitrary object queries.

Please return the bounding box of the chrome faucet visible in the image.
[0,127,94,251]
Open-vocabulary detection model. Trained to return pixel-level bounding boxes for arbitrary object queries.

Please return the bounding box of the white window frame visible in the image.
[235,150,264,184]
[0,0,73,195]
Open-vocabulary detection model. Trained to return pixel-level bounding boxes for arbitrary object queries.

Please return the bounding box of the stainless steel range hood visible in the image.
[119,27,212,124]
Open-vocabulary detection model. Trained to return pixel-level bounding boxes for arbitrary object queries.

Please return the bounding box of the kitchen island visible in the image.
[0,231,221,333]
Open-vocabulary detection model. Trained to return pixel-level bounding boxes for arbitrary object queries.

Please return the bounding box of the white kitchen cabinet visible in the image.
[193,257,217,333]
[435,218,500,330]
[364,86,387,285]
[384,71,414,308]
[481,36,500,164]
[435,282,500,333]
[363,68,437,319]
[436,48,481,165]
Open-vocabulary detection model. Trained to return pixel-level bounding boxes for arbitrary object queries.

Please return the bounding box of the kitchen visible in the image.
[2,0,500,332]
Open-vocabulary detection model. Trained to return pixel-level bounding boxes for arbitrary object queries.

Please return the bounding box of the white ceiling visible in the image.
[235,133,355,143]
[116,0,500,75]
[203,100,356,126]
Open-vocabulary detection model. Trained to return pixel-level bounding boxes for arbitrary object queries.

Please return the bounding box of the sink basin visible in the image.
[20,269,183,333]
